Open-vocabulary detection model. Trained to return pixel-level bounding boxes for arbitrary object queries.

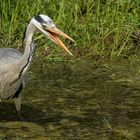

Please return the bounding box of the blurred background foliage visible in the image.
[0,0,140,61]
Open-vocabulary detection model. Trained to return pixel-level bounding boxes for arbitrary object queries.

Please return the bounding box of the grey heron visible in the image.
[0,14,74,116]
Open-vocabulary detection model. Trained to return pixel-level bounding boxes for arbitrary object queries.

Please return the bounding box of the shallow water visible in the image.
[0,60,140,140]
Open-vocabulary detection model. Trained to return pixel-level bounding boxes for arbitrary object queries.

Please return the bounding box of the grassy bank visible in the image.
[0,0,140,61]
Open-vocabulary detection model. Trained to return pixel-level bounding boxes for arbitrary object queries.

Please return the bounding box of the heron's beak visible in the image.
[45,27,75,56]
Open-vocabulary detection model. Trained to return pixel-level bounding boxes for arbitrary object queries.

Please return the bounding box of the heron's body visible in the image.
[0,48,22,65]
[0,14,74,117]
[0,48,22,95]
[0,47,30,95]
[0,46,33,112]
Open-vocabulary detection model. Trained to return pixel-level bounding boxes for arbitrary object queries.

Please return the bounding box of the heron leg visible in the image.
[12,84,24,120]
[13,96,22,120]
[13,96,21,112]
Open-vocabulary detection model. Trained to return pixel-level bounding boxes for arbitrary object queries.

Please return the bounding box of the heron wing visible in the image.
[0,48,22,64]
[0,48,27,99]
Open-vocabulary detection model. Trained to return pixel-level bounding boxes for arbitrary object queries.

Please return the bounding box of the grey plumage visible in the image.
[0,41,34,112]
[0,48,22,65]
[0,14,73,116]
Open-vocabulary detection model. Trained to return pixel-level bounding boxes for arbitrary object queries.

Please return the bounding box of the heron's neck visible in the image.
[18,22,36,74]
[23,23,35,60]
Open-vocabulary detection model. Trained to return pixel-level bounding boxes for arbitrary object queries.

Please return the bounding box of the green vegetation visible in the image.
[0,0,140,61]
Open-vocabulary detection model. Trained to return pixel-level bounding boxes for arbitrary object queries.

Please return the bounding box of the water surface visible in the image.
[0,60,140,140]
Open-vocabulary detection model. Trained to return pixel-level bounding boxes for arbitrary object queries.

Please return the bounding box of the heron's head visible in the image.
[31,14,74,55]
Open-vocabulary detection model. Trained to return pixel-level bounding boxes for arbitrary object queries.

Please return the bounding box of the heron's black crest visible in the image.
[35,15,46,24]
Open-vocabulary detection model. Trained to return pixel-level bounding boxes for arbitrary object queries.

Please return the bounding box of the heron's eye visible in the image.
[47,19,53,25]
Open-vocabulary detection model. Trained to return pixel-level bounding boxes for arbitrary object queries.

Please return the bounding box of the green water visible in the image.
[0,60,140,140]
